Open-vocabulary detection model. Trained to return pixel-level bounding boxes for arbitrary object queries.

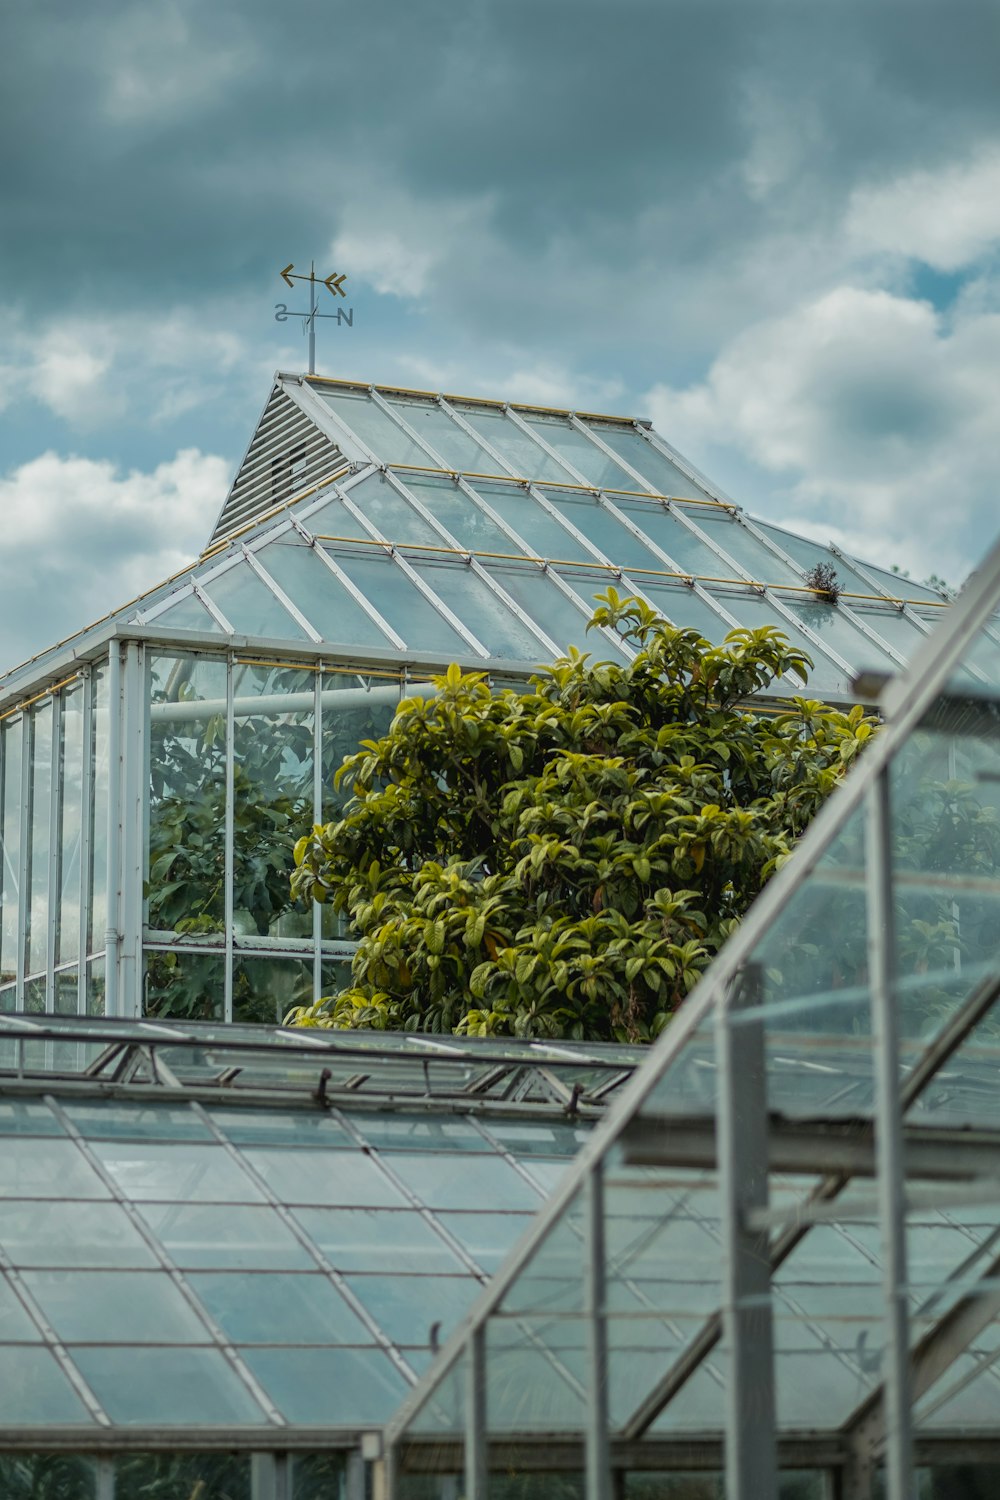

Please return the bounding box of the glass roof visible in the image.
[0,375,965,707]
[0,1017,632,1440]
[384,527,1000,1474]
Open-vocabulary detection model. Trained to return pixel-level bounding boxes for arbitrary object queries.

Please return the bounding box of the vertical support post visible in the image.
[16,709,30,1008]
[95,1457,115,1500]
[344,1447,366,1500]
[308,260,316,376]
[312,664,323,1005]
[118,643,146,1017]
[77,668,94,1015]
[103,646,121,1017]
[46,690,63,1010]
[465,1324,488,1500]
[866,768,914,1500]
[717,961,778,1500]
[585,1161,612,1500]
[224,651,235,1022]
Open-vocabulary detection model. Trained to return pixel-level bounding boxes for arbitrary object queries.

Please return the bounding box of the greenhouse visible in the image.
[0,373,973,1025]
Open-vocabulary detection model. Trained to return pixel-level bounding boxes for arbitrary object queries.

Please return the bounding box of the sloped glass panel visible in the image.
[456,406,578,484]
[685,510,803,586]
[201,562,309,640]
[482,563,626,660]
[137,1202,313,1270]
[299,493,370,544]
[0,717,22,989]
[292,1207,467,1272]
[387,397,499,472]
[783,597,900,671]
[240,1346,409,1424]
[150,590,223,632]
[331,550,474,656]
[72,1345,269,1426]
[0,1200,159,1268]
[318,388,433,467]
[90,1141,264,1203]
[584,422,714,500]
[467,480,596,561]
[61,1100,213,1142]
[851,604,930,661]
[381,1151,545,1212]
[627,581,735,644]
[252,540,389,646]
[436,1211,536,1272]
[757,523,885,599]
[0,1137,110,1199]
[861,560,951,603]
[408,559,549,660]
[207,1106,353,1150]
[613,500,732,577]
[342,1272,479,1347]
[522,414,640,490]
[244,1147,407,1208]
[540,490,676,571]
[23,1269,213,1344]
[0,1099,65,1136]
[0,1347,95,1424]
[700,590,848,694]
[393,471,529,555]
[188,1271,372,1344]
[0,1273,43,1341]
[343,471,451,547]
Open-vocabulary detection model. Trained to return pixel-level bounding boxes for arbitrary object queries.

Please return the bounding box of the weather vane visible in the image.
[275,261,353,375]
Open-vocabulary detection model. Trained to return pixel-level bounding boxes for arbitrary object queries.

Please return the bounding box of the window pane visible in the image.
[72,1345,269,1426]
[245,1148,407,1208]
[381,1152,544,1211]
[522,414,638,490]
[456,406,578,484]
[587,423,712,500]
[318,388,432,466]
[115,1454,250,1500]
[408,559,548,660]
[243,1345,409,1424]
[91,1142,263,1203]
[343,1272,479,1347]
[137,1202,314,1270]
[613,500,729,577]
[151,590,223,632]
[293,1208,466,1272]
[23,1269,213,1343]
[256,540,395,648]
[387,396,498,472]
[0,1200,159,1267]
[467,481,595,561]
[0,1138,109,1199]
[688,510,802,586]
[188,1270,372,1344]
[333,550,473,656]
[202,561,309,640]
[0,1347,95,1424]
[27,701,53,980]
[89,665,110,955]
[341,471,447,547]
[0,718,22,987]
[57,685,84,973]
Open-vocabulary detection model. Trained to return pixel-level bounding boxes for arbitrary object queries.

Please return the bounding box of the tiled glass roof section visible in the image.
[385,530,1000,1493]
[0,372,962,707]
[0,1017,629,1442]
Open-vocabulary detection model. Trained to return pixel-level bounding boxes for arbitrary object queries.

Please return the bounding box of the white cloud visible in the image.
[102,4,256,124]
[329,188,498,302]
[645,285,1000,586]
[846,145,1000,272]
[0,448,230,671]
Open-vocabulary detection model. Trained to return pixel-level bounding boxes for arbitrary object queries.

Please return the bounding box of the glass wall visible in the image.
[0,663,109,1015]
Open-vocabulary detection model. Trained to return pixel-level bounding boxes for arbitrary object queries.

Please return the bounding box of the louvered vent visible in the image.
[206,386,345,548]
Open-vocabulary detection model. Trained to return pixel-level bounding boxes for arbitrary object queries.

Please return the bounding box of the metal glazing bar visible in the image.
[331,491,492,658]
[312,668,323,1004]
[866,768,914,1500]
[193,581,235,633]
[290,376,385,467]
[119,643,145,1019]
[240,546,325,644]
[717,963,778,1500]
[465,1325,488,1500]
[190,1101,419,1383]
[16,709,30,1006]
[585,1162,612,1500]
[95,1458,114,1500]
[286,518,408,650]
[77,670,94,1014]
[103,649,121,1018]
[225,652,235,1023]
[46,691,63,1010]
[44,1094,286,1425]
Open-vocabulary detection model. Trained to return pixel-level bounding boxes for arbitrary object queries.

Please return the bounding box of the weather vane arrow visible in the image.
[275,261,353,375]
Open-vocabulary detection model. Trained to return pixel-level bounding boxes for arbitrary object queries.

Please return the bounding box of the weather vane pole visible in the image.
[275,262,351,375]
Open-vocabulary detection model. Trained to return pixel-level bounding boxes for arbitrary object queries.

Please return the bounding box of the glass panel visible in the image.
[91,1141,263,1203]
[612,500,732,577]
[436,1211,536,1272]
[57,683,83,970]
[87,954,106,1016]
[115,1454,250,1500]
[299,491,371,542]
[27,700,52,979]
[0,1199,159,1268]
[290,1453,348,1500]
[332,550,473,656]
[257,538,397,648]
[343,1272,478,1346]
[684,510,803,586]
[626,582,734,644]
[522,414,640,490]
[467,480,596,561]
[234,956,316,1026]
[292,1207,467,1272]
[137,1202,314,1270]
[145,950,225,1022]
[408,559,549,660]
[0,717,22,988]
[758,523,887,598]
[387,396,499,472]
[851,604,930,662]
[0,1456,98,1496]
[0,1347,95,1423]
[784,598,901,671]
[585,423,713,500]
[72,1345,269,1425]
[540,490,674,571]
[23,1269,214,1343]
[382,1152,544,1211]
[207,1106,353,1151]
[481,563,625,659]
[319,387,433,466]
[456,405,578,484]
[0,1099,65,1135]
[63,1100,213,1142]
[391,471,525,556]
[353,1114,494,1153]
[0,1273,43,1340]
[152,589,223,632]
[702,590,854,697]
[0,1138,110,1199]
[240,1345,409,1424]
[319,674,400,825]
[244,1147,406,1208]
[201,560,310,640]
[188,1270,372,1344]
[147,655,228,949]
[342,471,450,547]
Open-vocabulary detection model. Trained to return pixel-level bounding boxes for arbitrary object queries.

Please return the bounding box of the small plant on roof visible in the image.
[804,562,842,604]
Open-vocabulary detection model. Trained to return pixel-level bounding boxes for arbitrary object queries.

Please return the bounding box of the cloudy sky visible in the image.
[2,0,999,673]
